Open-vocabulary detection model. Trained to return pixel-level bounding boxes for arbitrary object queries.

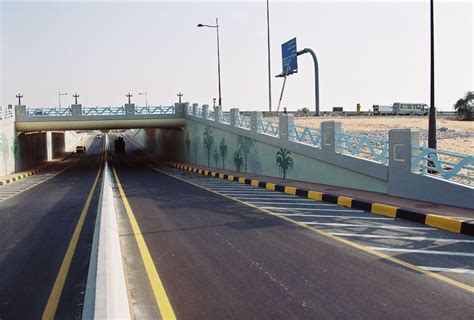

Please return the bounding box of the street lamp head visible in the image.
[197,24,204,27]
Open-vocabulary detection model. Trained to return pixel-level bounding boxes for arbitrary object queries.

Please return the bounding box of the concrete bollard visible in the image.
[230,108,240,127]
[388,129,419,170]
[202,104,209,119]
[321,121,341,153]
[124,103,135,115]
[15,105,27,117]
[214,106,222,122]
[279,114,294,141]
[250,111,263,134]
[71,104,82,116]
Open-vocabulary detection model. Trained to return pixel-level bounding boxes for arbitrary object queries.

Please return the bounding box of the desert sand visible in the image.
[285,116,473,155]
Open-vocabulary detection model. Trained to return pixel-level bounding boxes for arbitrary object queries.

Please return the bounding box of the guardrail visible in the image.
[290,125,321,148]
[219,112,230,124]
[135,106,175,115]
[257,119,279,137]
[412,147,474,186]
[237,115,251,130]
[27,107,73,116]
[24,106,176,117]
[336,131,388,164]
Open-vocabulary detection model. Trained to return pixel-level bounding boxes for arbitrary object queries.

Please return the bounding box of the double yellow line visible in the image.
[112,167,176,319]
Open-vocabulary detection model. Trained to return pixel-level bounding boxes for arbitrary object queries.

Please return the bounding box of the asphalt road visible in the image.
[0,135,104,319]
[111,138,474,320]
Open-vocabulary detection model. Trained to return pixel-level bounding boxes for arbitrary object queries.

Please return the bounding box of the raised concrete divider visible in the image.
[83,151,130,319]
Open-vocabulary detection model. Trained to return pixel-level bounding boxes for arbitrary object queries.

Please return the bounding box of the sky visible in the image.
[1,1,472,111]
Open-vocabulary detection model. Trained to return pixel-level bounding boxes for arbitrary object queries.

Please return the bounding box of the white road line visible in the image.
[368,247,474,257]
[417,266,474,275]
[278,214,391,220]
[303,222,433,230]
[329,233,474,243]
[248,201,336,206]
[210,190,275,194]
[233,197,320,201]
[220,193,294,197]
[263,206,364,212]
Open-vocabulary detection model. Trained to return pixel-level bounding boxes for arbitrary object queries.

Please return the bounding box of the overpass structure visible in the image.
[14,104,185,131]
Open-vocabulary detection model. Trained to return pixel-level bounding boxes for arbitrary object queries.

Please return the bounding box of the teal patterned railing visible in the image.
[412,147,474,186]
[336,131,388,164]
[257,119,279,137]
[290,125,321,148]
[238,115,251,130]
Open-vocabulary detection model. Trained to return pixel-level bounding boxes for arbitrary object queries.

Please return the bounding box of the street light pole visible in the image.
[266,0,272,112]
[139,91,148,107]
[428,0,437,149]
[73,93,80,104]
[197,19,222,107]
[59,91,68,110]
[16,93,23,105]
[297,48,320,116]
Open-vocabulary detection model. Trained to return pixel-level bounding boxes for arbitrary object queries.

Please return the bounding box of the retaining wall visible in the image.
[0,120,16,176]
[15,132,48,171]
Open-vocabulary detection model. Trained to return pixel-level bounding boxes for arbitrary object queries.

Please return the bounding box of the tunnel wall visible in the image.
[15,132,48,172]
[126,128,185,161]
[0,120,16,176]
[181,119,388,193]
[51,132,65,159]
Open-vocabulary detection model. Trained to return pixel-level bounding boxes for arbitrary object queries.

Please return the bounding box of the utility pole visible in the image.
[428,0,437,149]
[266,0,272,112]
[16,93,23,105]
[59,91,68,110]
[177,92,183,103]
[73,93,80,104]
[126,93,133,104]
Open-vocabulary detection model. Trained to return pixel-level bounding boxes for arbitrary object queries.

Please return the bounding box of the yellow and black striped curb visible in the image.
[165,161,473,237]
[0,165,50,186]
[0,152,75,187]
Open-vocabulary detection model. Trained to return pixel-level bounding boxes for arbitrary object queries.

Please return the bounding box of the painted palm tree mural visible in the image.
[203,126,214,167]
[219,137,228,169]
[212,147,219,168]
[234,149,244,172]
[276,148,295,179]
[236,135,256,173]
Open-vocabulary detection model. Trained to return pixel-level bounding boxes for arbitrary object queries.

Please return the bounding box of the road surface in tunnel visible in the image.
[0,135,104,319]
[109,136,474,320]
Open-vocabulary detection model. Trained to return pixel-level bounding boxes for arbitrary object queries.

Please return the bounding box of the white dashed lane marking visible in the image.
[160,167,474,285]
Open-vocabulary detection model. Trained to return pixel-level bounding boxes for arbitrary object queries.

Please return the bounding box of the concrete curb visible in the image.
[166,161,474,237]
[83,160,131,319]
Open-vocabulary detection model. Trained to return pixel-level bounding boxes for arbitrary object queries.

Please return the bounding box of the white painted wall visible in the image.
[0,119,16,176]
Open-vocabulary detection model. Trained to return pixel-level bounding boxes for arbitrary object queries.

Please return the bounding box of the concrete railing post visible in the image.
[174,102,187,117]
[230,108,240,127]
[388,129,419,171]
[15,105,27,117]
[71,104,82,116]
[250,111,263,134]
[202,104,209,119]
[124,103,135,115]
[321,120,341,153]
[214,106,222,122]
[279,114,294,141]
[192,103,198,117]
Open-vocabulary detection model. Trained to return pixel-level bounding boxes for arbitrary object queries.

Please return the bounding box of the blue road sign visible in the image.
[281,37,298,75]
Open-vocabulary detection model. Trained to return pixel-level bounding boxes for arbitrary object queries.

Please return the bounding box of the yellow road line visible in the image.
[154,167,474,294]
[42,159,104,319]
[112,167,176,320]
